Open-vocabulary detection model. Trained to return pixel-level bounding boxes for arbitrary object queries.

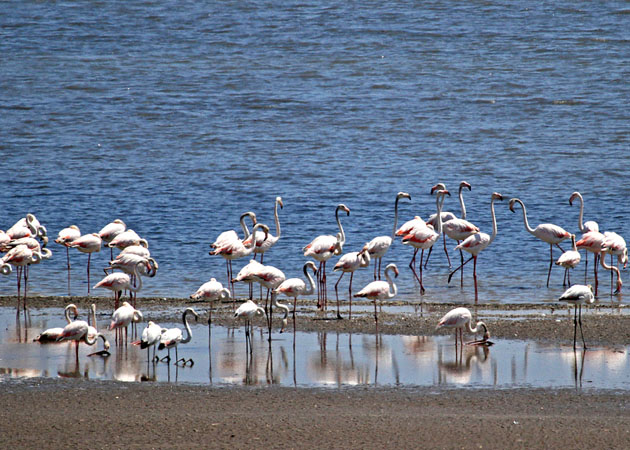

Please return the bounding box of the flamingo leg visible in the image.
[448,255,474,283]
[66,246,71,296]
[293,297,297,333]
[610,253,614,297]
[373,259,377,281]
[473,256,478,304]
[594,253,599,296]
[378,258,382,280]
[578,305,587,349]
[546,245,553,288]
[23,265,29,312]
[322,261,328,310]
[348,272,354,320]
[442,233,451,268]
[459,245,464,287]
[335,272,344,320]
[423,245,432,269]
[373,299,378,323]
[87,253,91,295]
[16,267,22,311]
[409,248,421,285]
[419,250,425,294]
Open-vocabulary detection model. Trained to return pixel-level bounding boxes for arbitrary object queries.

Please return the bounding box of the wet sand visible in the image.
[2,295,630,448]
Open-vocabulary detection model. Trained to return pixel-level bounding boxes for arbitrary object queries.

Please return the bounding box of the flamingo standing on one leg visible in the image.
[401,190,449,294]
[575,230,606,296]
[56,317,100,361]
[303,204,350,310]
[448,193,504,303]
[234,300,266,352]
[159,308,199,365]
[107,229,148,250]
[251,264,285,333]
[436,307,491,353]
[67,233,102,295]
[106,252,157,307]
[333,246,371,319]
[569,192,599,282]
[55,225,81,296]
[275,261,317,332]
[365,192,411,281]
[353,263,399,325]
[0,244,46,314]
[231,259,265,301]
[558,284,595,349]
[98,219,126,260]
[555,234,581,287]
[190,277,231,326]
[509,197,570,288]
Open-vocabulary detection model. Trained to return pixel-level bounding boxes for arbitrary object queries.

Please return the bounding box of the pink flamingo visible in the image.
[234,300,266,352]
[0,244,48,314]
[211,211,257,251]
[275,261,317,332]
[56,318,102,361]
[353,263,398,325]
[448,193,503,303]
[243,197,283,263]
[109,301,143,345]
[33,304,79,343]
[251,264,286,329]
[93,259,149,310]
[68,233,102,295]
[601,232,625,295]
[333,246,370,319]
[569,192,599,281]
[232,259,265,300]
[210,223,269,306]
[99,219,126,259]
[6,214,41,240]
[436,307,490,352]
[303,204,350,309]
[509,197,570,287]
[107,229,148,250]
[158,308,199,365]
[555,234,581,287]
[395,216,427,238]
[190,277,231,326]
[55,225,81,296]
[365,192,411,280]
[401,190,449,294]
[575,230,606,296]
[558,284,594,349]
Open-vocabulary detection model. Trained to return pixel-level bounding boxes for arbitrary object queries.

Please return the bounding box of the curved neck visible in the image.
[240,214,254,239]
[458,185,467,219]
[392,197,401,239]
[513,199,535,234]
[304,264,316,295]
[220,288,231,301]
[435,193,446,235]
[466,320,486,334]
[575,194,585,232]
[64,305,77,324]
[181,310,194,344]
[272,292,289,318]
[84,331,97,346]
[336,208,346,247]
[245,224,264,253]
[274,200,282,239]
[360,251,371,267]
[129,263,144,293]
[489,197,499,244]
[384,267,398,299]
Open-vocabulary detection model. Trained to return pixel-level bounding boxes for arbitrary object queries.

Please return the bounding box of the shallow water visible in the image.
[1,308,628,390]
[1,1,630,306]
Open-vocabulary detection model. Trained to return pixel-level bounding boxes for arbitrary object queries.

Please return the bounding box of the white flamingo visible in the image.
[353,263,398,324]
[558,284,594,349]
[448,192,503,303]
[93,259,149,309]
[33,304,79,343]
[575,230,606,296]
[0,244,48,313]
[252,264,286,332]
[109,301,143,344]
[190,277,231,326]
[555,234,581,287]
[244,197,283,263]
[68,233,102,295]
[509,197,570,287]
[99,219,126,259]
[600,234,624,295]
[55,225,81,296]
[333,247,371,319]
[133,321,164,362]
[275,261,317,332]
[436,307,490,351]
[231,259,265,300]
[303,204,350,310]
[365,192,411,280]
[158,308,199,365]
[107,229,148,250]
[569,192,599,281]
[211,211,257,250]
[234,300,266,350]
[56,318,101,360]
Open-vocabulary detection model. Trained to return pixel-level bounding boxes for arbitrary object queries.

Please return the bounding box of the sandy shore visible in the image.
[2,295,630,448]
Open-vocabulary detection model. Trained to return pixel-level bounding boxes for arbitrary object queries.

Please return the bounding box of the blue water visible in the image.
[1,1,629,304]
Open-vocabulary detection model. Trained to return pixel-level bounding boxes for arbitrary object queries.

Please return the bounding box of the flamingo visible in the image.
[333,246,371,319]
[234,300,266,350]
[244,197,283,263]
[33,303,79,343]
[353,263,399,324]
[601,231,627,295]
[55,225,81,296]
[210,223,269,305]
[251,264,286,332]
[190,277,231,326]
[365,192,411,280]
[269,290,290,334]
[0,244,48,314]
[211,211,257,250]
[599,238,623,295]
[275,261,317,332]
[558,284,595,349]
[99,219,126,259]
[401,190,449,294]
[56,317,100,360]
[119,244,151,258]
[109,301,143,344]
[448,192,503,303]
[86,333,111,357]
[231,259,265,300]
[569,192,599,280]
[159,308,199,365]
[133,321,163,362]
[0,230,10,248]
[509,197,570,287]
[436,307,490,352]
[107,229,148,250]
[575,230,606,296]
[555,234,581,287]
[106,252,158,306]
[6,214,42,240]
[93,259,149,310]
[67,233,102,295]
[395,216,427,238]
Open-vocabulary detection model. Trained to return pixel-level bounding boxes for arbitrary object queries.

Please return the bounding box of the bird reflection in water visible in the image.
[437,344,491,385]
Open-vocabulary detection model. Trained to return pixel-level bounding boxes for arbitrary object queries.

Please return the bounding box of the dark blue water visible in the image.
[1,1,629,304]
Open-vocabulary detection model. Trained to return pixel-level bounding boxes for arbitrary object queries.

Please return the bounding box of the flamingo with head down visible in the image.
[275,261,317,332]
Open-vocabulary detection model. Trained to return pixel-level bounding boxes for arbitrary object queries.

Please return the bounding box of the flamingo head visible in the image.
[492,192,503,202]
[305,261,318,274]
[430,183,447,195]
[459,181,472,192]
[241,211,257,225]
[397,192,411,201]
[508,198,518,212]
[337,204,350,216]
[568,192,581,206]
[276,196,284,209]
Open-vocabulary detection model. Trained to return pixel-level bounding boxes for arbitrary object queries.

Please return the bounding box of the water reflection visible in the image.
[0,311,629,390]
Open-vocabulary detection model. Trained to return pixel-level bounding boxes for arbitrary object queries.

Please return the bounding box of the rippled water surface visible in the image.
[1,1,629,305]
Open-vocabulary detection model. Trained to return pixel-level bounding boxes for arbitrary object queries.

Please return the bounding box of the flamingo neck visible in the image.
[489,196,499,244]
[272,292,289,317]
[220,288,231,301]
[84,331,98,346]
[435,192,446,235]
[384,267,398,298]
[392,196,401,239]
[335,208,346,248]
[240,213,253,239]
[513,199,535,234]
[304,264,316,296]
[64,305,77,324]
[574,193,585,233]
[466,320,486,334]
[459,185,467,220]
[129,262,144,293]
[181,310,194,344]
[245,224,263,253]
[360,251,371,268]
[274,199,282,239]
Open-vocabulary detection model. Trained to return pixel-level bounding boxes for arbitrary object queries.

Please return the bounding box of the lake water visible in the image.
[1,1,629,306]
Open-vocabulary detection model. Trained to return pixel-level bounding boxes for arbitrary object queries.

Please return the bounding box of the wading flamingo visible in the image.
[0,244,48,314]
[365,192,411,280]
[232,259,265,301]
[251,264,286,331]
[303,204,350,309]
[436,307,490,352]
[353,263,398,325]
[555,234,581,287]
[558,284,594,349]
[245,197,283,263]
[333,246,371,319]
[448,193,503,303]
[68,233,102,295]
[601,231,627,295]
[575,230,606,296]
[234,300,266,351]
[509,197,570,287]
[190,277,231,326]
[401,190,449,294]
[56,317,101,360]
[211,211,257,250]
[158,308,199,365]
[275,261,317,332]
[133,321,164,362]
[93,259,149,310]
[569,192,599,282]
[109,301,143,345]
[33,304,79,343]
[55,225,81,296]
[599,238,623,295]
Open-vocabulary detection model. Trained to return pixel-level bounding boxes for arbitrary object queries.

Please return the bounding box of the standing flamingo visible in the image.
[210,223,269,306]
[245,197,283,263]
[365,192,411,280]
[106,252,157,306]
[107,229,148,250]
[234,300,266,351]
[133,321,164,362]
[211,211,257,250]
[68,233,102,295]
[448,192,503,303]
[575,230,606,296]
[251,264,286,330]
[55,225,81,296]
[0,244,46,314]
[509,197,570,287]
[232,259,265,301]
[436,307,490,352]
[99,219,126,259]
[569,192,599,282]
[401,190,449,294]
[33,304,79,343]
[303,204,350,309]
[93,259,149,310]
[600,234,624,295]
[56,317,101,360]
[558,284,594,349]
[109,301,143,345]
[333,247,370,319]
[190,277,231,322]
[275,261,317,332]
[353,263,399,325]
[6,214,42,240]
[158,308,199,365]
[555,234,581,287]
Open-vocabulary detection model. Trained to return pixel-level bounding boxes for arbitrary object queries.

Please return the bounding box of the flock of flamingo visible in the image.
[0,184,626,365]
